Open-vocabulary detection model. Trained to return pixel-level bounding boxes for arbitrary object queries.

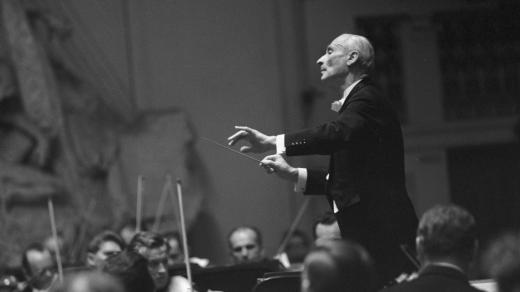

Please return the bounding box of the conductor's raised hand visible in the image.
[260,154,298,182]
[227,126,276,153]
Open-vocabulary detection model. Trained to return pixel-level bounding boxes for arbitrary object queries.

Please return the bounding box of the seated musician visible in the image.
[128,232,172,292]
[163,231,209,270]
[86,231,125,269]
[381,204,482,292]
[302,239,376,292]
[163,232,184,268]
[227,226,266,264]
[103,250,155,292]
[20,243,57,292]
[312,212,342,247]
[129,231,201,292]
[279,229,311,269]
[483,231,520,292]
[227,226,284,271]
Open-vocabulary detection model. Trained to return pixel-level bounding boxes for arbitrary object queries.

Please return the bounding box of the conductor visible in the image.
[228,33,418,284]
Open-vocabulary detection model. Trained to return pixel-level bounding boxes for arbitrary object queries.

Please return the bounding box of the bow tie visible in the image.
[331,100,342,112]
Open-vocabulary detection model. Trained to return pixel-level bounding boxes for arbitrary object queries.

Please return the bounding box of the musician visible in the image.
[302,239,376,292]
[484,232,520,292]
[86,231,125,269]
[312,212,341,247]
[21,243,56,292]
[103,250,155,292]
[163,232,184,268]
[227,226,266,264]
[228,33,417,283]
[163,231,209,270]
[381,205,481,292]
[281,229,311,268]
[118,220,138,245]
[128,232,170,292]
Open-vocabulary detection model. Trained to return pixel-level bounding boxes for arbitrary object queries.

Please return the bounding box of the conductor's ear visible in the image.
[346,51,359,66]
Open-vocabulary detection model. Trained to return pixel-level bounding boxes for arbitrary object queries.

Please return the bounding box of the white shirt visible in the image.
[331,78,364,112]
[423,262,465,274]
[276,78,365,213]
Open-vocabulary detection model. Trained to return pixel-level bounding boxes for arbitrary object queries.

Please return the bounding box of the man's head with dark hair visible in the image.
[283,229,311,265]
[416,205,477,269]
[302,239,376,292]
[103,250,155,292]
[128,231,170,290]
[483,232,520,292]
[312,212,341,246]
[86,231,125,269]
[21,242,56,290]
[227,226,265,264]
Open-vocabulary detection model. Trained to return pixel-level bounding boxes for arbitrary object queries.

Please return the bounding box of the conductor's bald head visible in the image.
[317,34,374,82]
[334,34,374,72]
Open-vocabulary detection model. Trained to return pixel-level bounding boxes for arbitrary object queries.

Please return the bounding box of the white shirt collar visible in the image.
[423,262,465,274]
[331,77,365,112]
[342,77,364,100]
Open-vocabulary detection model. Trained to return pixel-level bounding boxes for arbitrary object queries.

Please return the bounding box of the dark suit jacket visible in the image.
[381,265,484,292]
[285,78,418,283]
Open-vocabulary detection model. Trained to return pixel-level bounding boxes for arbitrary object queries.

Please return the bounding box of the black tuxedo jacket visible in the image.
[285,78,418,283]
[381,265,484,292]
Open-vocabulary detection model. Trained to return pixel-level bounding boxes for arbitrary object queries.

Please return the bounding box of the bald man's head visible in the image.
[332,34,374,73]
[228,226,265,264]
[316,33,374,82]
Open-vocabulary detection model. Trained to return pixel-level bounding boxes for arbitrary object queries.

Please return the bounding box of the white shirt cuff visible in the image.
[276,134,286,154]
[293,168,307,193]
[324,174,338,213]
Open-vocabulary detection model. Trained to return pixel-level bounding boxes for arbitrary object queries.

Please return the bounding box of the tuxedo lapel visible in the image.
[338,78,372,113]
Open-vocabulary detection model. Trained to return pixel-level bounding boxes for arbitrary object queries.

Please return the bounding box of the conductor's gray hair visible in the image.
[336,34,375,73]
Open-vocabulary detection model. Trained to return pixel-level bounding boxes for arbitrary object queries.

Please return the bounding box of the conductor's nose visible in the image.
[317,54,325,65]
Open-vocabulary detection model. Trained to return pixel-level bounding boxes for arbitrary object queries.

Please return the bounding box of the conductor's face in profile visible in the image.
[316,35,359,82]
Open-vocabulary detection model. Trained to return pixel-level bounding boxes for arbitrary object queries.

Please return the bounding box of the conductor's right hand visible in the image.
[227,126,276,154]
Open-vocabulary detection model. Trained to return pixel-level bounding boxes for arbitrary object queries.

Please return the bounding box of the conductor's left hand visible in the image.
[260,154,298,182]
[227,126,276,153]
